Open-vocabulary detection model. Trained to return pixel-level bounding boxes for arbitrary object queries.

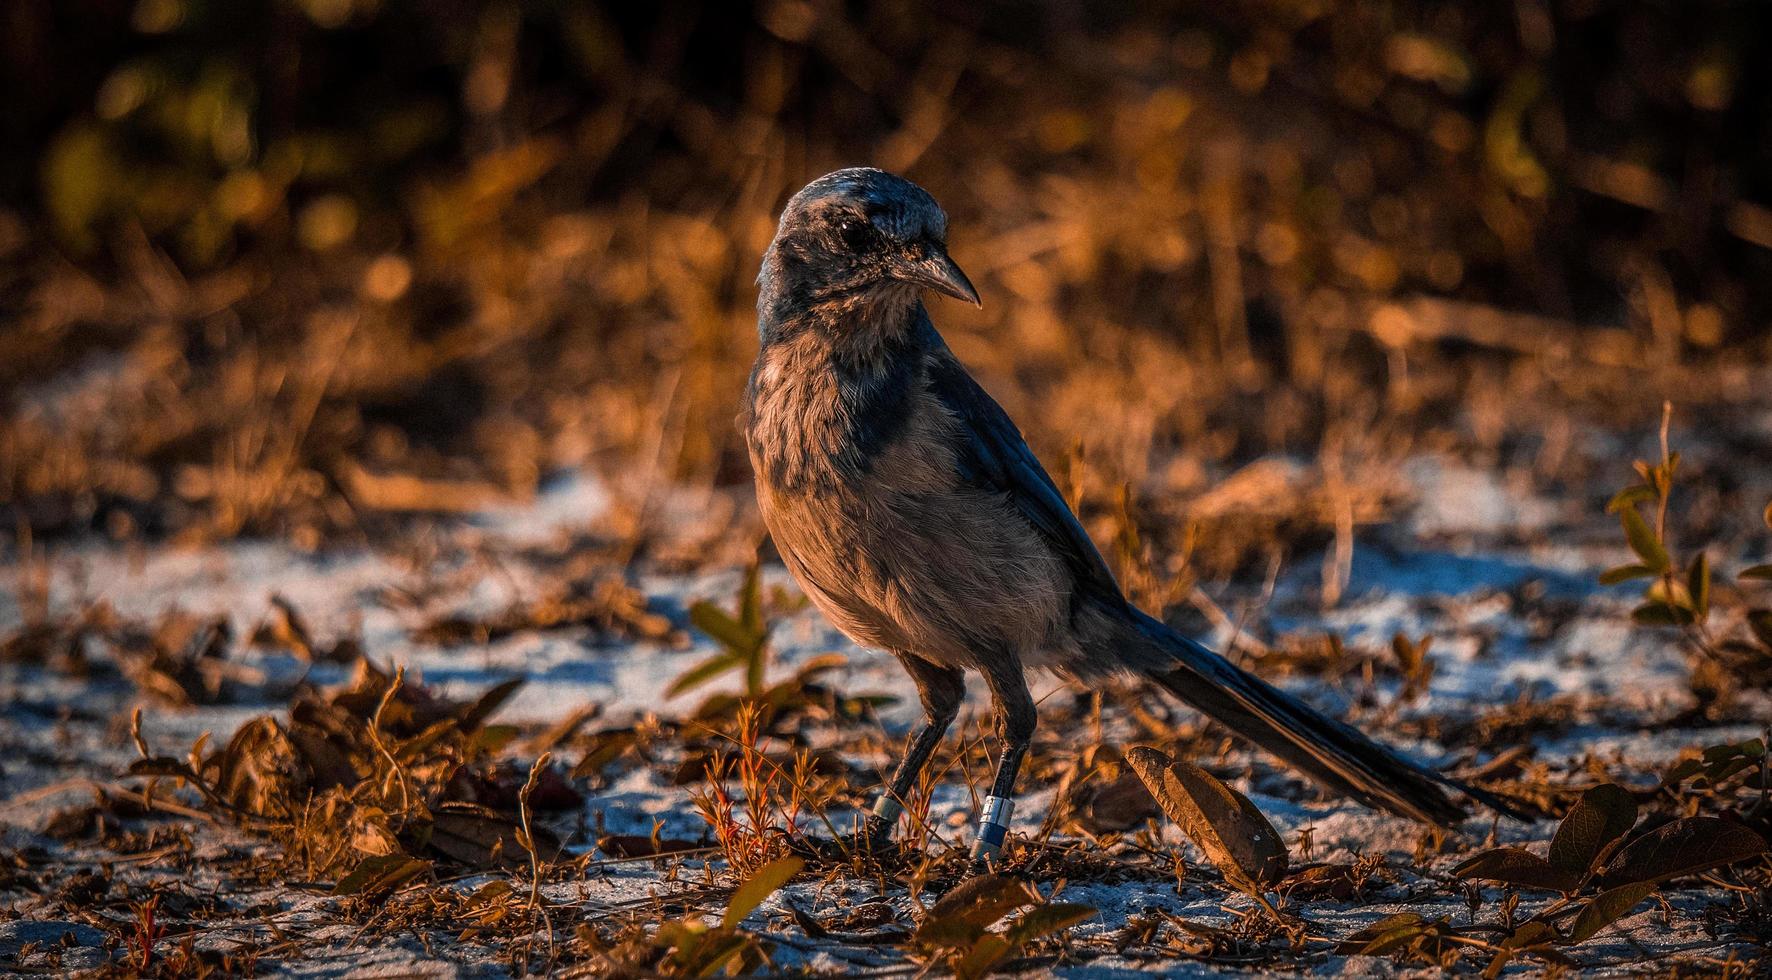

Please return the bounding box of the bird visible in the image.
[743,167,1504,866]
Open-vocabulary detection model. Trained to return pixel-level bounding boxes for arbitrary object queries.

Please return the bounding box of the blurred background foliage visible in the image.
[3,0,1771,555]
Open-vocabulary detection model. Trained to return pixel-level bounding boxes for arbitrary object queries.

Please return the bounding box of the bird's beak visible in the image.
[898,246,982,307]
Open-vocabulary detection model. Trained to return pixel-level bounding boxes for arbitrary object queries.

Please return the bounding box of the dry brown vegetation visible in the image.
[4,2,1772,557]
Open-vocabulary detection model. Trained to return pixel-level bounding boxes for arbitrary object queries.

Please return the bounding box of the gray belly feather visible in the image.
[749,375,1073,670]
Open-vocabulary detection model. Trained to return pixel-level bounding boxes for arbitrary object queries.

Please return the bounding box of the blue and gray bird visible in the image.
[744,168,1498,865]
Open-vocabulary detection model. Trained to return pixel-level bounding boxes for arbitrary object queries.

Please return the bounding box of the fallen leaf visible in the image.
[1564,881,1657,944]
[723,854,803,929]
[915,874,1041,947]
[1599,817,1768,886]
[1548,783,1636,877]
[333,853,432,896]
[1454,846,1577,891]
[1126,746,1288,888]
[1077,769,1160,833]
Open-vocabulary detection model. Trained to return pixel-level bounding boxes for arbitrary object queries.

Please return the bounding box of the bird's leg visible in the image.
[857,654,965,850]
[972,659,1036,868]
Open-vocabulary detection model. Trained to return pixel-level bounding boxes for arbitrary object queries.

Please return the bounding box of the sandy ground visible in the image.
[3,457,1768,976]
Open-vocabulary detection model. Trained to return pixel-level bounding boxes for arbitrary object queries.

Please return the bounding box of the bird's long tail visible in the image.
[1125,608,1511,827]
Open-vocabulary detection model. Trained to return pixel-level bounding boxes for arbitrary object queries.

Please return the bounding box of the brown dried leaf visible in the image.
[915,874,1041,948]
[1077,769,1160,833]
[332,853,432,896]
[1126,746,1288,888]
[456,676,525,731]
[207,717,308,816]
[1276,862,1373,900]
[1453,847,1577,892]
[1563,881,1657,945]
[1599,817,1769,886]
[426,803,546,868]
[1548,783,1636,877]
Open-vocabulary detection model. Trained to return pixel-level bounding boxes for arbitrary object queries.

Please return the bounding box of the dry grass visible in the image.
[5,3,1772,570]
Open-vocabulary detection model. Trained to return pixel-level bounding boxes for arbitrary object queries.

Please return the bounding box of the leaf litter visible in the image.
[3,422,1772,976]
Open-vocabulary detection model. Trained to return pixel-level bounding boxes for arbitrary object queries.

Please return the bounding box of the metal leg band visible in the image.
[870,795,904,825]
[969,795,1015,861]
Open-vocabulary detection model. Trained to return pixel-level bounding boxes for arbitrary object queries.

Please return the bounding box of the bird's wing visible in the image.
[920,327,1128,612]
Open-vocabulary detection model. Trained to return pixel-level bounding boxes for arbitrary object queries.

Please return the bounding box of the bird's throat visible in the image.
[746,306,928,492]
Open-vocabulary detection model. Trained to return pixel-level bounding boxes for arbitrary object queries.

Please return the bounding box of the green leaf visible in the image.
[1563,882,1657,945]
[688,601,755,655]
[1599,564,1657,585]
[1606,485,1655,513]
[738,560,764,637]
[954,935,1012,980]
[1663,758,1704,784]
[1485,921,1566,979]
[1750,611,1772,649]
[1645,577,1694,611]
[1548,783,1637,878]
[1617,506,1669,572]
[665,650,743,698]
[1687,553,1710,618]
[1501,920,1559,950]
[1740,564,1772,582]
[949,903,1095,980]
[676,930,749,976]
[1336,913,1441,955]
[1631,601,1692,626]
[1600,817,1769,887]
[1703,741,1747,764]
[791,653,849,683]
[744,634,768,700]
[723,855,803,929]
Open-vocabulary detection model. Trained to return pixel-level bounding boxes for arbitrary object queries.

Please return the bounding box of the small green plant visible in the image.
[670,557,891,728]
[1600,405,1709,628]
[1601,405,1772,704]
[671,558,773,701]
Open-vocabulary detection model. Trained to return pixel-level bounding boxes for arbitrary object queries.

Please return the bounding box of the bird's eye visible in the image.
[837,218,875,253]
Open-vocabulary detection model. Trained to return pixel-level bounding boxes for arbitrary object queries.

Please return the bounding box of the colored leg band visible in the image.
[969,795,1015,860]
[871,796,904,825]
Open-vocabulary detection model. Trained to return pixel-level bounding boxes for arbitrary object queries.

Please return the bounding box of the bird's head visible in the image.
[761,168,980,325]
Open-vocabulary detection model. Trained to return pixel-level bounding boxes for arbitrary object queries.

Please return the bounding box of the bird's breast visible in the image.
[745,343,1074,665]
[744,332,945,494]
